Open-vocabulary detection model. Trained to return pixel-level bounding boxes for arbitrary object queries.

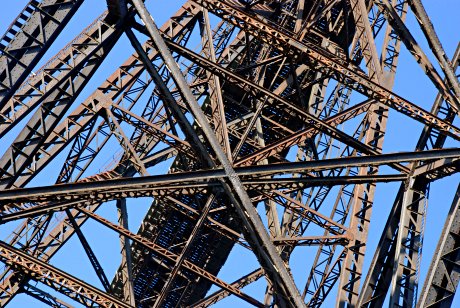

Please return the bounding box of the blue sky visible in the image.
[1,1,459,307]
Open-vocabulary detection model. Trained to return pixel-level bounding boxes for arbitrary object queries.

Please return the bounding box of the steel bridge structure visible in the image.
[0,0,459,307]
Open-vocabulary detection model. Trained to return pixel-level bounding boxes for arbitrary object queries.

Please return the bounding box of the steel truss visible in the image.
[0,0,459,307]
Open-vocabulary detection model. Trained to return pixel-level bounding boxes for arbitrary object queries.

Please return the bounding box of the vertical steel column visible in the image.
[417,184,460,307]
[116,199,136,306]
[348,0,383,82]
[337,104,389,307]
[336,1,392,303]
[358,41,460,308]
[390,177,428,307]
[200,8,232,159]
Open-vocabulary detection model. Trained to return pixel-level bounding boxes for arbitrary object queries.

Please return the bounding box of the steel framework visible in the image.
[0,0,459,307]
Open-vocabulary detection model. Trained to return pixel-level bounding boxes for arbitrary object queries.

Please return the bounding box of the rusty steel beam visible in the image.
[130,1,306,305]
[191,0,460,141]
[80,207,265,307]
[0,1,459,307]
[359,42,460,307]
[0,240,132,308]
[417,184,460,307]
[0,0,85,108]
[21,283,74,308]
[2,147,458,205]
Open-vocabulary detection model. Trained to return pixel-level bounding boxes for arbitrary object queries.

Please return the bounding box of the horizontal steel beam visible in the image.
[272,235,351,246]
[0,175,406,223]
[1,147,458,201]
[0,148,458,209]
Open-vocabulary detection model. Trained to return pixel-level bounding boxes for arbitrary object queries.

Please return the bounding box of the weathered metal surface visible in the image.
[0,0,459,307]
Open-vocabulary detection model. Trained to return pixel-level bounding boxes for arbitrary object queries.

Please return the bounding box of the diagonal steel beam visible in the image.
[191,268,265,307]
[0,0,85,108]
[80,207,265,307]
[65,209,112,294]
[0,240,132,308]
[22,283,75,308]
[130,0,305,305]
[0,14,127,189]
[191,0,460,141]
[408,0,460,102]
[373,0,460,113]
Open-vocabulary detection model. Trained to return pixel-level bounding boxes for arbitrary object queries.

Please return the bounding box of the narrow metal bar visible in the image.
[65,209,113,293]
[22,283,75,308]
[153,195,216,307]
[2,148,460,204]
[191,269,264,307]
[116,199,136,306]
